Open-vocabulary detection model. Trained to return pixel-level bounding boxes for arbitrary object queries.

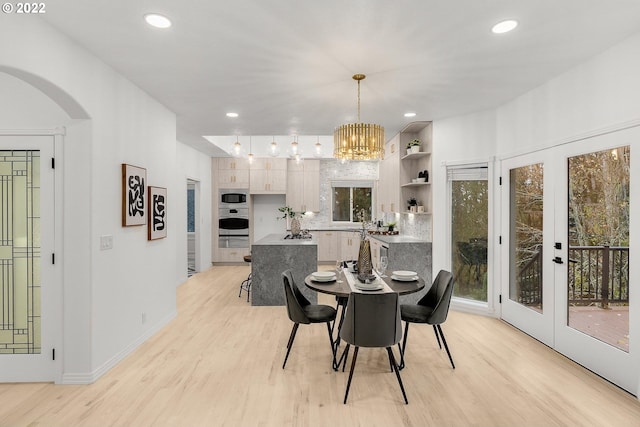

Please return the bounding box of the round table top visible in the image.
[305,270,425,298]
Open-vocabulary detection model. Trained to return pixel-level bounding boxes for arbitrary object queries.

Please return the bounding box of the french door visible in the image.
[0,135,60,382]
[501,126,639,395]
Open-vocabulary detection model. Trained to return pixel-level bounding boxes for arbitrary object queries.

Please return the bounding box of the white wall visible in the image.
[176,142,213,282]
[0,16,204,382]
[253,194,287,242]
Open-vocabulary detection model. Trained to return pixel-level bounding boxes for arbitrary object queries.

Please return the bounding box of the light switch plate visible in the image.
[100,235,113,250]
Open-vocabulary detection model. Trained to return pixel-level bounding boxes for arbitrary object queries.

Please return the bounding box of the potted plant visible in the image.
[278,206,303,235]
[406,139,421,154]
[407,197,418,212]
[386,221,397,233]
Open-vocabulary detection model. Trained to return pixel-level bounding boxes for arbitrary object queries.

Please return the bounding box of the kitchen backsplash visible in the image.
[299,159,431,241]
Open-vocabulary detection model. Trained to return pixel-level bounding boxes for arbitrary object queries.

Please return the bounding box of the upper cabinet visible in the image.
[216,157,249,188]
[286,159,320,212]
[250,158,287,194]
[379,136,400,213]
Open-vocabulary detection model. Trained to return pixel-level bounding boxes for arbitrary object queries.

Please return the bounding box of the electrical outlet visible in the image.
[100,235,113,250]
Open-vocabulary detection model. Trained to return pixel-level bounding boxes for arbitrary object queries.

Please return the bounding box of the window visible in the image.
[448,166,488,302]
[331,181,373,223]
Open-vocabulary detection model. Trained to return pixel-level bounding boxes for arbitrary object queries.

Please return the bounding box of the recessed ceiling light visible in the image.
[492,20,518,34]
[404,112,417,118]
[144,13,172,29]
[226,112,239,118]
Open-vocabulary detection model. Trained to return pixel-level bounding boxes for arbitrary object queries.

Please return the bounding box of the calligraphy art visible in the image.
[148,186,167,240]
[122,164,147,226]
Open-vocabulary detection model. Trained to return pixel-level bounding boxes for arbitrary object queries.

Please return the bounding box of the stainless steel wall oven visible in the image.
[218,189,249,248]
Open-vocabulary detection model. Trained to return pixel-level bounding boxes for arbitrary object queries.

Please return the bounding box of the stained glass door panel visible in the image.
[0,150,41,355]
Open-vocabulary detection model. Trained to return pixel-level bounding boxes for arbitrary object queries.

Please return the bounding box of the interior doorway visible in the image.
[187,179,199,277]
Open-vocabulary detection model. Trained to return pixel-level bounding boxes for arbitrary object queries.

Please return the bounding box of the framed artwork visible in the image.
[148,186,167,240]
[122,164,147,226]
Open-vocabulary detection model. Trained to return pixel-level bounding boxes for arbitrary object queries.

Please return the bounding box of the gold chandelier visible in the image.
[334,74,385,161]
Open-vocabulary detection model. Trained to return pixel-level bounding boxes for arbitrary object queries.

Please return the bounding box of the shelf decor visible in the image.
[334,74,385,161]
[122,163,147,226]
[148,186,167,240]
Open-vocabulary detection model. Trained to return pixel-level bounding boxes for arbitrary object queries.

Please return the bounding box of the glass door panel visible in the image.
[509,164,544,313]
[567,146,630,352]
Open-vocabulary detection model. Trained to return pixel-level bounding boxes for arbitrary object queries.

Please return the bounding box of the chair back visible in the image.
[420,270,455,325]
[340,292,402,348]
[282,270,310,324]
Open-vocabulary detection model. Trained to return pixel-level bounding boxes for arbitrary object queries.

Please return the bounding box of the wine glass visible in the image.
[335,260,344,283]
[378,255,388,277]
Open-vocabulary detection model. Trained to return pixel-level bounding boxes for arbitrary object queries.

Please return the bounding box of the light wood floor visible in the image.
[1,266,639,426]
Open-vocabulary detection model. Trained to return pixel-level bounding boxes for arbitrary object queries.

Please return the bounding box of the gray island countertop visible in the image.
[250,234,318,306]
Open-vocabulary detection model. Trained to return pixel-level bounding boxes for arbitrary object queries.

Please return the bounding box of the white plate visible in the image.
[392,270,417,278]
[391,275,418,282]
[312,271,336,279]
[312,276,336,282]
[355,283,383,291]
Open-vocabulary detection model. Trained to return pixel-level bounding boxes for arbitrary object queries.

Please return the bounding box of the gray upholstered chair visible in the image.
[339,291,408,404]
[399,270,455,370]
[282,269,337,369]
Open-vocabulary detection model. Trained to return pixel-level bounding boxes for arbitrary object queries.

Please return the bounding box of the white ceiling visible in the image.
[40,0,640,157]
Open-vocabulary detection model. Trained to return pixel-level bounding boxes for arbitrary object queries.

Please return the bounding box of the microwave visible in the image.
[220,191,247,205]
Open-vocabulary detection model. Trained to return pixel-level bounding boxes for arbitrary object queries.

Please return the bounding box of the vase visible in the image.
[409,145,420,154]
[290,218,301,236]
[357,238,373,281]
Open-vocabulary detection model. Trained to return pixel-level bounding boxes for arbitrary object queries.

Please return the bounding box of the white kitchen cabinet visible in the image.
[316,231,338,262]
[378,136,400,214]
[250,158,287,194]
[286,159,320,212]
[217,248,246,263]
[340,231,360,261]
[216,157,249,188]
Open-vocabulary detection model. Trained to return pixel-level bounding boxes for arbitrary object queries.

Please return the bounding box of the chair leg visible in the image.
[341,344,351,372]
[399,322,409,370]
[433,324,442,349]
[436,324,455,369]
[387,347,408,404]
[326,321,338,370]
[343,346,359,404]
[282,323,299,369]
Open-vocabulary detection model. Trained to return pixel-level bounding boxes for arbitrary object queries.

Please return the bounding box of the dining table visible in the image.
[304,267,426,370]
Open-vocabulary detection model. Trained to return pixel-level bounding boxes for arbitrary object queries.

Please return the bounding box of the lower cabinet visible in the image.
[216,248,247,263]
[340,231,360,261]
[316,231,338,262]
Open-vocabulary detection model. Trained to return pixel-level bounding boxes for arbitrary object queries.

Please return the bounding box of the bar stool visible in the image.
[238,254,252,302]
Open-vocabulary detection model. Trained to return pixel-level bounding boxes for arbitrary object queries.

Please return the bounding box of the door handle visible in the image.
[552,256,564,264]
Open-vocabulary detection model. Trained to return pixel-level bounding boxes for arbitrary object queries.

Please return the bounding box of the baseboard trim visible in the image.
[61,310,177,384]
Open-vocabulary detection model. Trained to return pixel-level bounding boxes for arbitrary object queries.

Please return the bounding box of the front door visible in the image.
[501,126,639,395]
[0,135,60,382]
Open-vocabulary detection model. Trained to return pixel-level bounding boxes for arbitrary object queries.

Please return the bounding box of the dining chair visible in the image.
[339,291,408,404]
[398,270,455,370]
[282,269,337,370]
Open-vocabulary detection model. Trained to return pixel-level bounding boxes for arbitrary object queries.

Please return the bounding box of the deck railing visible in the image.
[568,246,629,308]
[515,246,629,308]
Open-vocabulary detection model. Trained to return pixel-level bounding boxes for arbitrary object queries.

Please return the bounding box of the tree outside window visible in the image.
[332,183,372,222]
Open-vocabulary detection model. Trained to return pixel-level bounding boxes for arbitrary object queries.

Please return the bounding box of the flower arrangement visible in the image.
[277,206,302,219]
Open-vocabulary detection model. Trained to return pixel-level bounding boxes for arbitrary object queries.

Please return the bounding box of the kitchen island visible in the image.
[250,233,318,306]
